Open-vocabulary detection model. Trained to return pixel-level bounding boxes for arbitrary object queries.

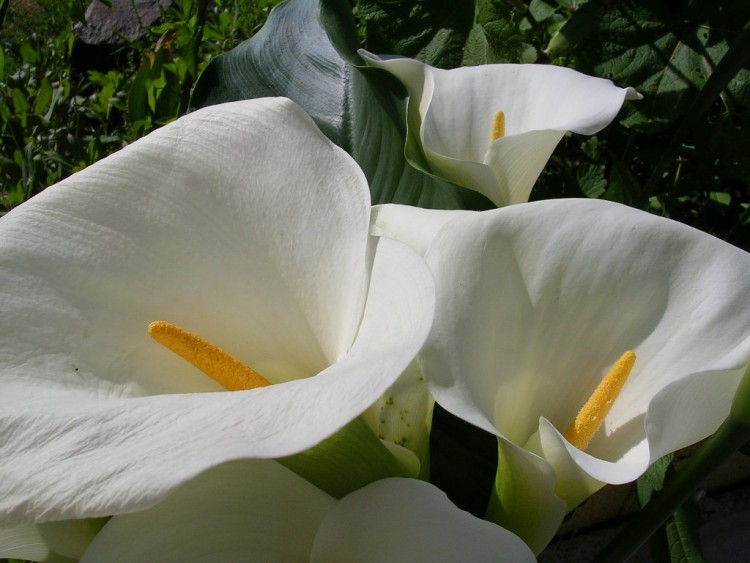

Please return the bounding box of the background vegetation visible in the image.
[0,0,281,210]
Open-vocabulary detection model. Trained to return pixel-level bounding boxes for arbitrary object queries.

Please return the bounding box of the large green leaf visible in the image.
[573,0,750,133]
[191,0,491,210]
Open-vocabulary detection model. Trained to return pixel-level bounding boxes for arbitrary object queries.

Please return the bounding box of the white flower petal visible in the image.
[0,525,50,561]
[80,460,335,562]
[645,367,749,461]
[420,198,750,544]
[360,51,638,206]
[483,130,565,205]
[370,204,474,256]
[424,198,750,451]
[0,236,434,526]
[0,97,370,403]
[0,99,435,525]
[311,478,536,562]
[487,438,567,555]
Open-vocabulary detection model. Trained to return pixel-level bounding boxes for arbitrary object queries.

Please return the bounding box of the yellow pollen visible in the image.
[564,351,636,451]
[490,111,506,142]
[148,321,271,391]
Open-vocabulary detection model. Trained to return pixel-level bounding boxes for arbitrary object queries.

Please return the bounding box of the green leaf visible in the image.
[659,504,705,563]
[462,1,537,65]
[574,0,750,133]
[528,0,556,22]
[191,0,488,209]
[10,88,29,116]
[32,77,53,116]
[636,453,674,507]
[577,162,607,198]
[277,416,418,499]
[635,454,706,563]
[18,42,39,65]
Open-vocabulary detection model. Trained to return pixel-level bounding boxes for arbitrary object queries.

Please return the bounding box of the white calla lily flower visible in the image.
[65,463,533,562]
[359,51,640,207]
[371,199,750,553]
[0,98,435,527]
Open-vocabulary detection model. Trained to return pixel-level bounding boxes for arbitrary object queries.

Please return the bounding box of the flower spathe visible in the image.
[371,199,750,552]
[70,463,535,562]
[1,466,536,562]
[0,98,435,525]
[359,51,640,207]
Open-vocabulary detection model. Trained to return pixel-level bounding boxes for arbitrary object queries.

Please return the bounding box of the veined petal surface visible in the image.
[82,465,533,563]
[311,478,535,562]
[0,98,435,525]
[419,198,750,546]
[81,460,335,562]
[370,204,474,257]
[360,51,639,206]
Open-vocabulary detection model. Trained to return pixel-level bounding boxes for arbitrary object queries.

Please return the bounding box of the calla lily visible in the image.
[371,199,750,553]
[2,462,535,562]
[105,463,537,562]
[359,51,640,207]
[0,98,435,526]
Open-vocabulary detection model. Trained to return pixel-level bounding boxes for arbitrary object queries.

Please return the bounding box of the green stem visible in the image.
[644,20,750,198]
[0,0,9,31]
[545,1,606,60]
[592,362,750,563]
[178,0,210,116]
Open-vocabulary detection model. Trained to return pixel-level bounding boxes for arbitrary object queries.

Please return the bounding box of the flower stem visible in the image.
[592,362,750,563]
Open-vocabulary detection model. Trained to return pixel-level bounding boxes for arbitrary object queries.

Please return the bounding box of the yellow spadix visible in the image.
[490,111,506,142]
[148,321,271,391]
[564,351,636,451]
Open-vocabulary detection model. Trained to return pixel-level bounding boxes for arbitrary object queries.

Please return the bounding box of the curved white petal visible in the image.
[0,97,370,403]
[80,460,335,562]
[311,478,536,562]
[370,204,474,257]
[645,366,749,461]
[360,51,638,206]
[487,438,566,555]
[422,199,750,509]
[83,470,534,562]
[483,130,564,205]
[0,525,50,561]
[0,99,436,525]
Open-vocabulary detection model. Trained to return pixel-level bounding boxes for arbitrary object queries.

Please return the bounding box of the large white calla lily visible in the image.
[372,199,750,553]
[360,51,639,207]
[2,462,535,562]
[0,98,435,526]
